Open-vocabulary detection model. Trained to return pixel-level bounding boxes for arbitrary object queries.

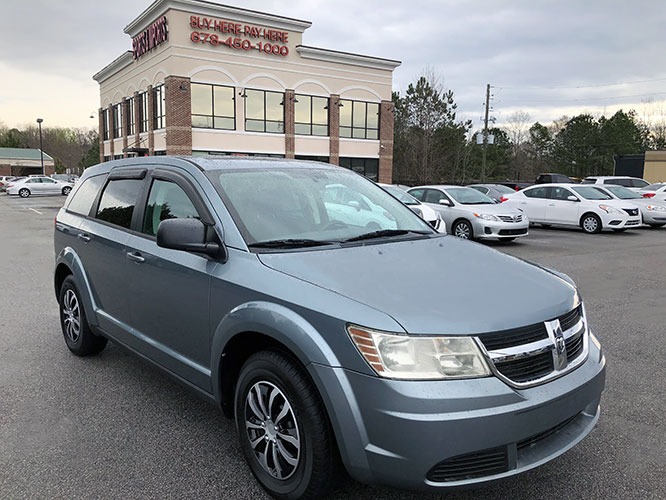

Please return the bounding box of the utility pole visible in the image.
[481,84,490,182]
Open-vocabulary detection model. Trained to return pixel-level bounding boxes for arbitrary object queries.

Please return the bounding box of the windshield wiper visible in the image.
[249,239,336,249]
[343,229,431,243]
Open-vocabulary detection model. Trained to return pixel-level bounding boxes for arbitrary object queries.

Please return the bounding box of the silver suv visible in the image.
[54,157,606,499]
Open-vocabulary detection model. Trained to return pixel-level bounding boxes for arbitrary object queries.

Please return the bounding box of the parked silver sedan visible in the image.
[407,185,529,241]
[591,185,666,228]
[6,176,73,198]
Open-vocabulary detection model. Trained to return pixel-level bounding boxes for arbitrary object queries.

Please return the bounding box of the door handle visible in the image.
[548,203,555,206]
[77,233,91,242]
[126,251,145,264]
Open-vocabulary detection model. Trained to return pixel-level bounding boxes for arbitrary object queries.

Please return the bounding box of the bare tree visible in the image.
[640,97,666,149]
[502,110,531,179]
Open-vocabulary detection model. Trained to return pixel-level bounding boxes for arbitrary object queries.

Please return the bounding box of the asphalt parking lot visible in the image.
[1,194,664,500]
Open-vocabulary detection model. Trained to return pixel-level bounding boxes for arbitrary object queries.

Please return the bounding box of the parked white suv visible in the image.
[581,176,649,192]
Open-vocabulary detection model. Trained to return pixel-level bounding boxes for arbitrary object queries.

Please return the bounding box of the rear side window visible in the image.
[96,179,144,229]
[524,186,550,199]
[66,175,105,216]
[605,178,631,187]
[631,179,649,188]
[142,179,201,236]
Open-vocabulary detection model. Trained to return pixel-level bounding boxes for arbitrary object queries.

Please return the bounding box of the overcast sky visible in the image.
[1,0,666,133]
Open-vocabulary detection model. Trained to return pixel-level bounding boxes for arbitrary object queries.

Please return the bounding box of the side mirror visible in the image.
[567,195,579,202]
[157,218,225,259]
[439,198,452,207]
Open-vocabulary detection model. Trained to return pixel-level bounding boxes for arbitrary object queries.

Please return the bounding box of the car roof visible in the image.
[584,175,640,180]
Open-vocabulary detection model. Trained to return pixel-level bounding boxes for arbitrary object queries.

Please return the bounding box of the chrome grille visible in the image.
[478,305,588,388]
[497,214,523,223]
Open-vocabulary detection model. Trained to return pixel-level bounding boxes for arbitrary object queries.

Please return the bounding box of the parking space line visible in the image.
[28,208,43,215]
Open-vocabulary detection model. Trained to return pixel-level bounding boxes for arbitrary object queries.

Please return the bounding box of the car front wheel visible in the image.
[235,350,337,500]
[452,220,474,240]
[18,188,30,198]
[580,213,602,234]
[59,276,107,356]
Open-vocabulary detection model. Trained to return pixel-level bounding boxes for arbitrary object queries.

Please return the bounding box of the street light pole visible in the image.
[36,118,44,175]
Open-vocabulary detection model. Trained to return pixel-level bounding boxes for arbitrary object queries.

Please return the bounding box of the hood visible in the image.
[456,203,523,215]
[257,236,577,335]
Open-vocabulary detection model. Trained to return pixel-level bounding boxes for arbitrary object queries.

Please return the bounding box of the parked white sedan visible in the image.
[639,183,666,203]
[6,176,73,198]
[407,185,528,241]
[590,185,666,228]
[378,184,446,233]
[502,183,641,233]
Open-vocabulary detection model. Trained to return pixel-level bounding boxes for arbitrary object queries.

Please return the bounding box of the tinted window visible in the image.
[408,189,425,201]
[605,178,632,187]
[96,179,144,229]
[142,180,201,236]
[424,189,446,204]
[631,179,649,188]
[67,175,106,216]
[550,187,574,201]
[524,186,550,199]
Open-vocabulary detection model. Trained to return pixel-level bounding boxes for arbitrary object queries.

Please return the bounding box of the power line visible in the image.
[496,90,666,104]
[494,77,666,91]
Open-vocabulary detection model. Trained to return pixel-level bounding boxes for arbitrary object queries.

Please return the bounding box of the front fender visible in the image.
[55,247,99,328]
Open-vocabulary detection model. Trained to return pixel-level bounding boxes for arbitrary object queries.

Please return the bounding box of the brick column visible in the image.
[328,94,340,165]
[98,107,104,163]
[284,89,295,159]
[133,91,141,151]
[108,104,115,159]
[378,100,394,183]
[147,85,154,156]
[165,76,193,156]
[121,97,129,158]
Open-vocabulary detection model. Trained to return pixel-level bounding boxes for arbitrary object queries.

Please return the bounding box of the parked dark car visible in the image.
[535,173,575,184]
[54,157,605,499]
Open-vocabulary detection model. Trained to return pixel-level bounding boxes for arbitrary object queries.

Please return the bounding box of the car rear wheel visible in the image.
[235,350,337,500]
[452,220,473,240]
[580,213,602,234]
[58,276,107,356]
[62,186,72,196]
[18,188,30,198]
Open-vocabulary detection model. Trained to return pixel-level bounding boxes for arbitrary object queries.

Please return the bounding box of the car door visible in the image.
[545,186,581,225]
[40,177,60,194]
[515,186,551,222]
[124,170,216,391]
[76,170,146,338]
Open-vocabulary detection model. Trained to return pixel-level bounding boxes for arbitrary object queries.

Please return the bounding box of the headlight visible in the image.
[598,204,623,215]
[348,325,491,380]
[473,212,499,221]
[646,205,666,211]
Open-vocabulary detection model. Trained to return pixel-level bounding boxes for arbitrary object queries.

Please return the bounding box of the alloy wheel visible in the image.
[62,289,81,343]
[244,381,301,480]
[454,222,471,239]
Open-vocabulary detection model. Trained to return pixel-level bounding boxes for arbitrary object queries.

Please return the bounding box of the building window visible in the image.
[112,103,122,139]
[339,157,379,181]
[102,109,110,141]
[294,95,328,136]
[126,97,135,136]
[244,89,284,133]
[138,91,148,133]
[153,84,165,130]
[339,100,379,140]
[191,83,235,130]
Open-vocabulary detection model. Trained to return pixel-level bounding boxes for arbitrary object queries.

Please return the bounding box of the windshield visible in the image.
[603,186,640,199]
[381,185,420,205]
[446,187,495,204]
[645,183,665,190]
[572,186,612,200]
[206,165,434,247]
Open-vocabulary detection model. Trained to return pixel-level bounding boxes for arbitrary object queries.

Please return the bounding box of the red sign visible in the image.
[189,15,289,57]
[133,16,168,60]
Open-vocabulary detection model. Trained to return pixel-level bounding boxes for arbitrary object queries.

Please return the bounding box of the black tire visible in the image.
[62,186,72,196]
[612,228,627,232]
[540,223,552,228]
[58,276,107,356]
[18,188,30,198]
[452,219,474,240]
[580,213,602,234]
[649,223,665,228]
[235,350,337,500]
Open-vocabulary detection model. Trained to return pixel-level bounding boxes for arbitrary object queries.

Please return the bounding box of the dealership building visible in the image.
[93,0,400,182]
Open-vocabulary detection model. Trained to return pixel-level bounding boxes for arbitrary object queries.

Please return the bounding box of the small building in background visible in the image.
[614,152,666,183]
[93,0,400,182]
[0,148,55,176]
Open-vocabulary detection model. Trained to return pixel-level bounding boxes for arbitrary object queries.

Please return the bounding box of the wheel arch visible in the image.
[54,248,99,328]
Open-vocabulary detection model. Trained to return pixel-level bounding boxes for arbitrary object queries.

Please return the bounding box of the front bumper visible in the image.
[310,337,605,491]
[600,213,641,229]
[471,218,529,240]
[641,210,666,225]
